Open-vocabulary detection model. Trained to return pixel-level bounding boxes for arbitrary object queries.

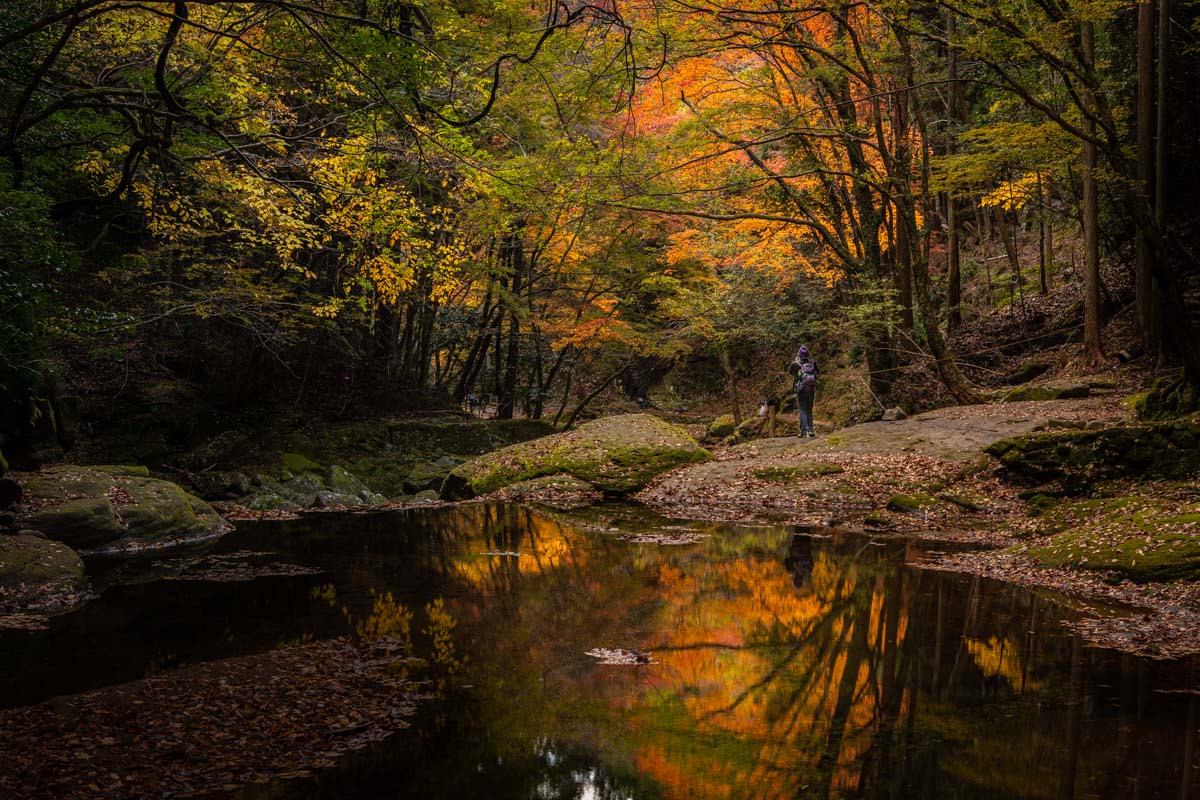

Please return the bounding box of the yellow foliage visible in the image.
[980,172,1046,211]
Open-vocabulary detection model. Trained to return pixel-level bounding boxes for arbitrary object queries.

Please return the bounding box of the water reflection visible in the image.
[2,504,1199,799]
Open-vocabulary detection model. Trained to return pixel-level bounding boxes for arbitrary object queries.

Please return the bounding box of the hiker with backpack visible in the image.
[789,345,819,438]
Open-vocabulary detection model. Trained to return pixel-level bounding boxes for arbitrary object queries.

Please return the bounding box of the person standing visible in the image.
[790,345,819,437]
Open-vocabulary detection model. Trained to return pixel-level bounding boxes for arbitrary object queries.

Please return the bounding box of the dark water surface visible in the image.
[3,503,1200,799]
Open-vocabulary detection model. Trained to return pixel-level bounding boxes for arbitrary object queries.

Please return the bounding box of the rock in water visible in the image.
[15,465,230,551]
[440,414,711,500]
[0,533,87,615]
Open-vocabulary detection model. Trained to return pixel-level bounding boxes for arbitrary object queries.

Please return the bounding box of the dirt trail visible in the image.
[637,395,1127,531]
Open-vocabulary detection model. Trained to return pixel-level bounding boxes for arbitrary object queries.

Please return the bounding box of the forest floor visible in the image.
[636,390,1200,659]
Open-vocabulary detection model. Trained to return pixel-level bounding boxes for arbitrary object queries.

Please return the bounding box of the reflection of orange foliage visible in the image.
[630,547,913,800]
[440,510,1033,800]
[636,746,734,800]
[448,506,582,589]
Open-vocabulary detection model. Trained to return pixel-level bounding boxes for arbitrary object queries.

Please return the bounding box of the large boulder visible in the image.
[16,465,230,551]
[0,533,87,614]
[440,414,711,500]
[706,415,737,440]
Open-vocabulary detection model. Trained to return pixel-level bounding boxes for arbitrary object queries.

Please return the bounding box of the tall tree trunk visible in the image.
[1154,0,1170,366]
[895,212,915,329]
[1081,21,1105,367]
[912,253,983,404]
[720,349,742,425]
[1136,0,1159,351]
[995,206,1021,282]
[947,195,962,329]
[497,235,525,420]
[1038,172,1052,294]
[453,304,496,402]
[892,66,914,330]
[945,10,963,330]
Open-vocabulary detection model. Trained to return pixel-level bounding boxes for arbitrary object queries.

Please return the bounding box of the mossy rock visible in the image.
[0,533,86,612]
[1025,493,1059,517]
[1019,498,1200,580]
[886,493,938,513]
[707,415,737,440]
[441,414,711,500]
[23,498,122,550]
[16,465,230,551]
[327,465,385,505]
[280,453,322,475]
[1002,383,1090,403]
[93,465,151,478]
[753,463,845,481]
[272,473,325,505]
[863,511,894,528]
[986,421,1200,492]
[1130,373,1198,421]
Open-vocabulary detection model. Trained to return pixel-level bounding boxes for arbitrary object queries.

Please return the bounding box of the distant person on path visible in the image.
[789,345,819,438]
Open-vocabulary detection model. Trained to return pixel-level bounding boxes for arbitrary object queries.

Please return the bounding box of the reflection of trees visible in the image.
[373,506,1200,800]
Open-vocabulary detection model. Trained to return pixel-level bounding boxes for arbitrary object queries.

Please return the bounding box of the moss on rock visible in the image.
[1018,497,1200,581]
[16,465,230,551]
[0,533,86,613]
[707,415,737,440]
[1002,383,1091,402]
[24,498,123,549]
[280,453,322,475]
[1130,373,1198,421]
[986,419,1200,492]
[441,414,711,500]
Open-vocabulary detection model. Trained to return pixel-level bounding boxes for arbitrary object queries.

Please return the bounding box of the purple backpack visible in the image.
[795,361,816,394]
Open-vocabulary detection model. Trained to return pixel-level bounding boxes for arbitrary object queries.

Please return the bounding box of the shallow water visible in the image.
[3,503,1199,799]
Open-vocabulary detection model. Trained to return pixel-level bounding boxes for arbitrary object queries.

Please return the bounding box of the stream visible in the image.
[2,503,1199,799]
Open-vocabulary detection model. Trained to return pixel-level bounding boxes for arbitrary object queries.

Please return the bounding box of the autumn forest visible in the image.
[4,0,1200,798]
[3,0,1199,434]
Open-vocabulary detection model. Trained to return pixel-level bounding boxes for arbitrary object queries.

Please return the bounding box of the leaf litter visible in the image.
[0,636,427,799]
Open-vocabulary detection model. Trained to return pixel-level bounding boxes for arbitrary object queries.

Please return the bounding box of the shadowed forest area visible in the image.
[4,0,1200,798]
[2,0,1199,447]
